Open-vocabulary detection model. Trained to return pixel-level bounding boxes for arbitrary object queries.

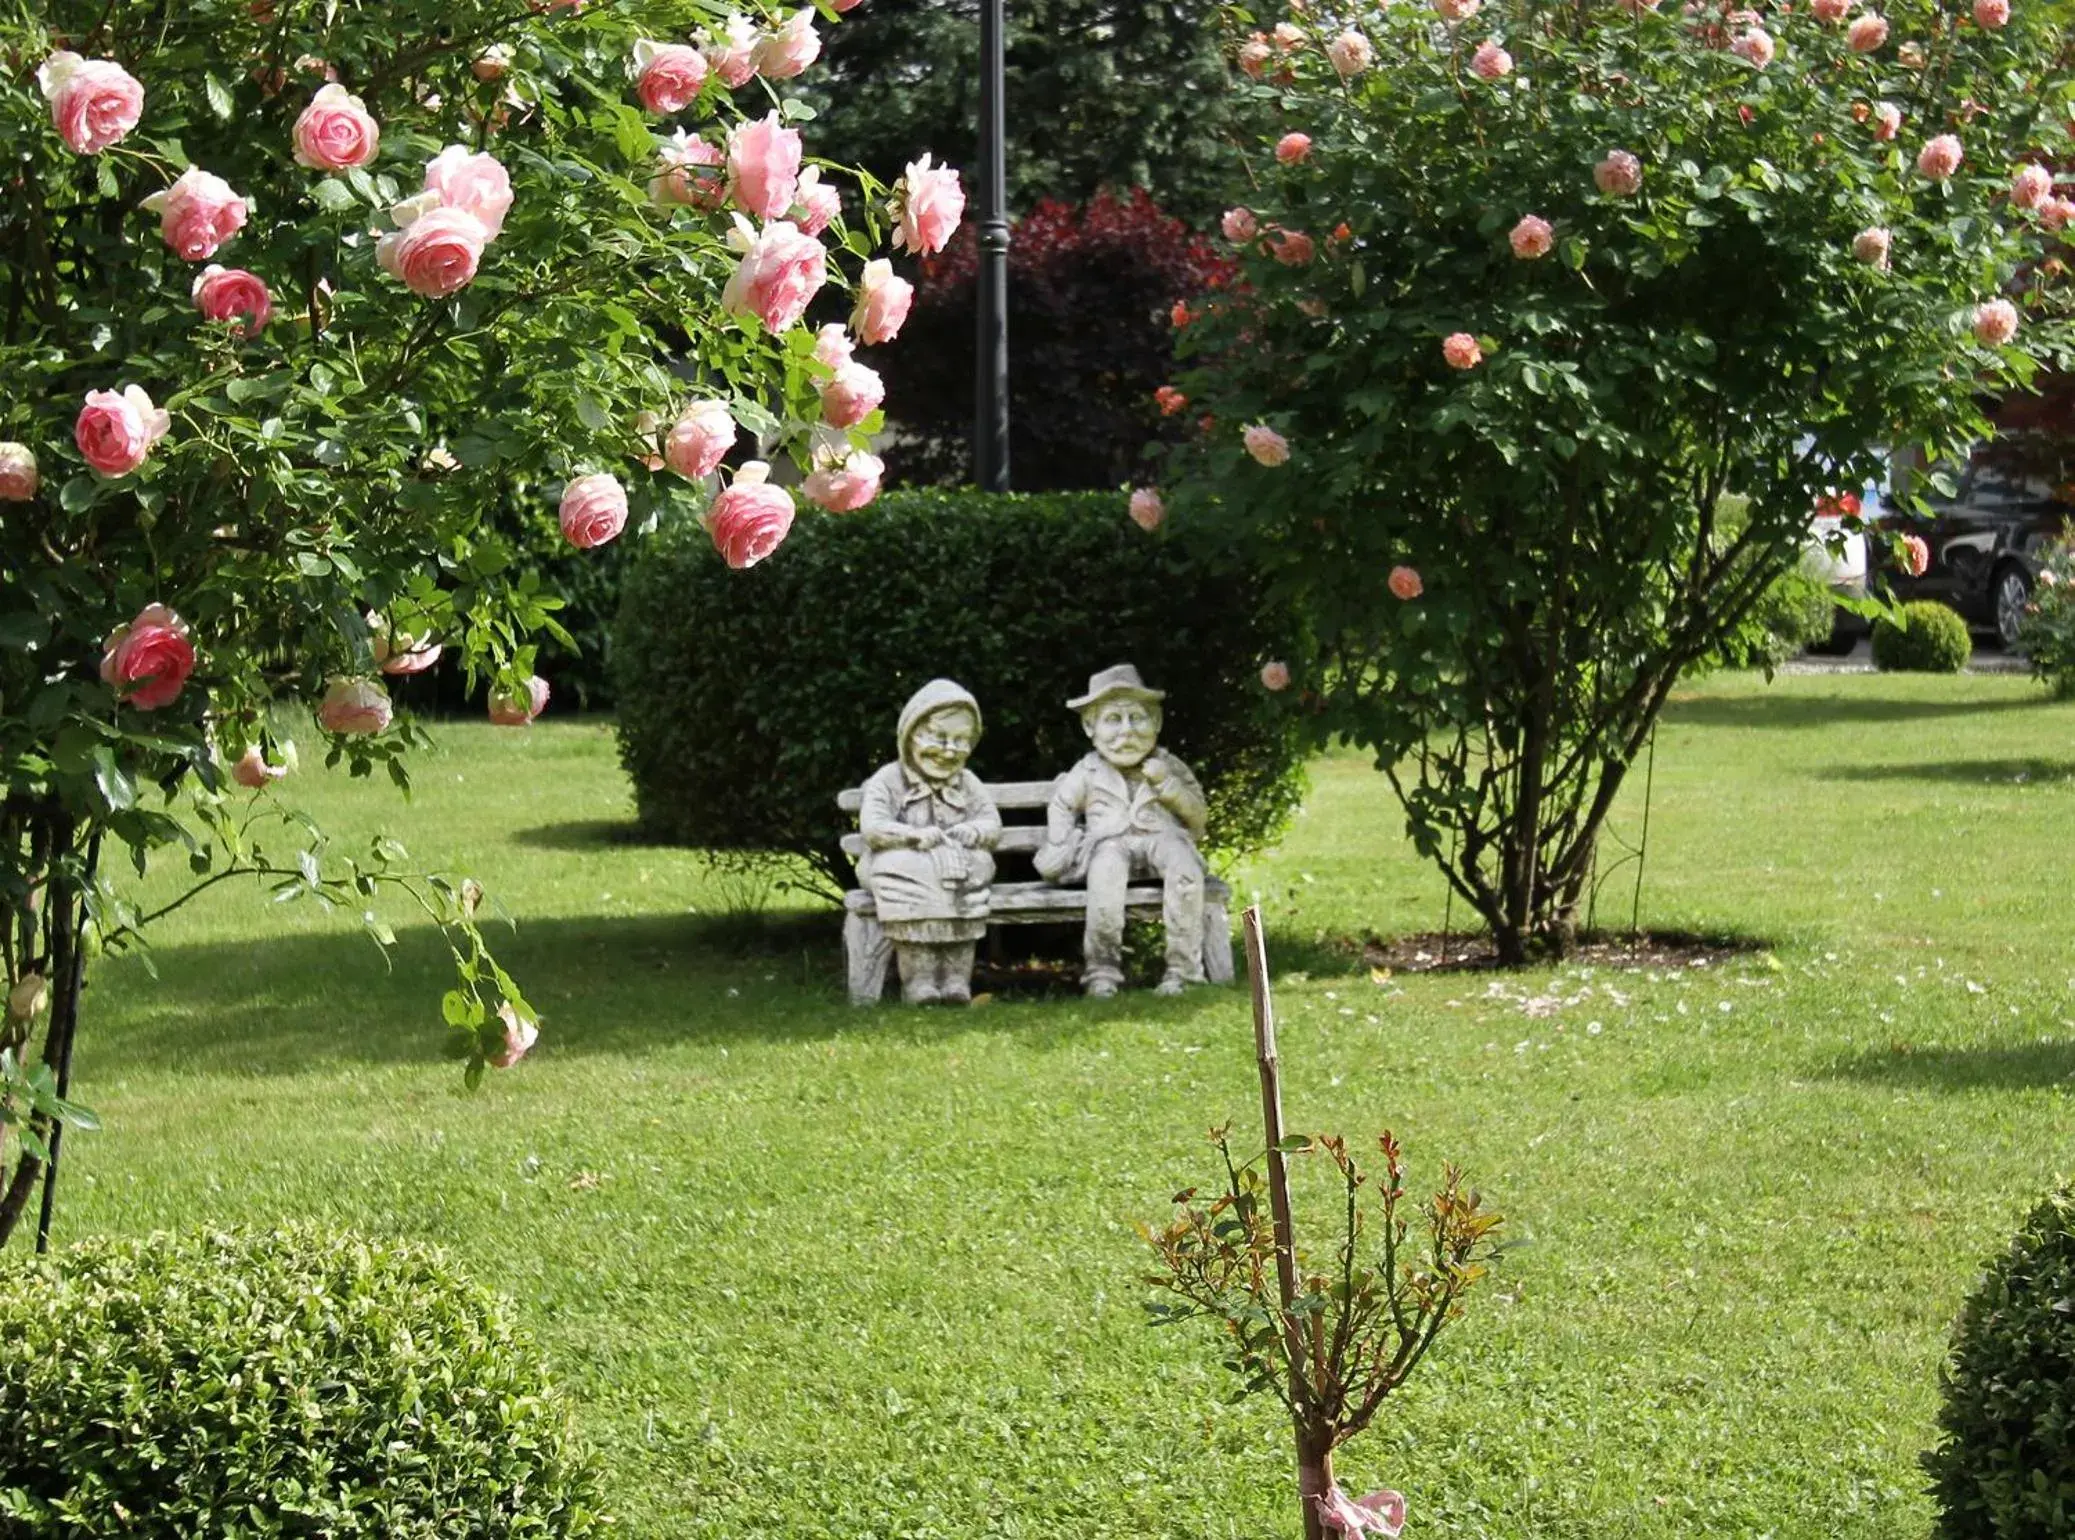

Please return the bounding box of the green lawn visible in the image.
[52,669,2075,1539]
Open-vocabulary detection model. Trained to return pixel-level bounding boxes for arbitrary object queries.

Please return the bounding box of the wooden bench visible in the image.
[836,778,1235,1004]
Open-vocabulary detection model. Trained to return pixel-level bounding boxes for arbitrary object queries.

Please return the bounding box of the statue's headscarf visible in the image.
[896,678,983,779]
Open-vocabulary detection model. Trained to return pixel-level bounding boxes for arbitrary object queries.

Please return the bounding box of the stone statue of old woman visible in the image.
[854,679,1002,1004]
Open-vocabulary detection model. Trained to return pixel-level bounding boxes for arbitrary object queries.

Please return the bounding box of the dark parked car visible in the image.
[1876,431,2075,649]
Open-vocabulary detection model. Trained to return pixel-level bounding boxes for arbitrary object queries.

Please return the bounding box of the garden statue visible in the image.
[854,680,1002,1004]
[1036,665,1209,998]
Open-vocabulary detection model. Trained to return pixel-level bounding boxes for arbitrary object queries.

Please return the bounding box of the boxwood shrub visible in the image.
[613,489,1307,886]
[1872,600,1973,673]
[0,1226,605,1539]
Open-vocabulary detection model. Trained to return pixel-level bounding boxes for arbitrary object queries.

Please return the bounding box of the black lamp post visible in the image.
[973,0,1010,490]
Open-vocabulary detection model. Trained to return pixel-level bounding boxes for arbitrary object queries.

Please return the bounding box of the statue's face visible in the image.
[910,705,978,783]
[1084,697,1160,768]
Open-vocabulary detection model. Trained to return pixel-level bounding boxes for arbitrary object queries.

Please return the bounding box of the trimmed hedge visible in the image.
[613,489,1307,886]
[1873,600,1972,673]
[0,1227,605,1539]
[1928,1186,2075,1539]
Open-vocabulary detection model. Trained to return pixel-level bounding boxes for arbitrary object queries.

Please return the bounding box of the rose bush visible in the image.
[1154,0,2075,960]
[0,0,959,1247]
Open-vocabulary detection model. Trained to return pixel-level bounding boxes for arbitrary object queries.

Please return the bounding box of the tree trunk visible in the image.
[1295,1430,1336,1540]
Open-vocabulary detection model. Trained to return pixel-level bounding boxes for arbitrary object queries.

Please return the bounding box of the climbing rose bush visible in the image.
[1155,0,2075,962]
[0,0,956,1247]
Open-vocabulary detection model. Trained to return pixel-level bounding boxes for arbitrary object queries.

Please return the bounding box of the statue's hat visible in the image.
[1067,663,1165,712]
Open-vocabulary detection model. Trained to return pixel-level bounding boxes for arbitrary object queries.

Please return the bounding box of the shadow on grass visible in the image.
[1809,757,2075,787]
[509,819,664,852]
[1663,692,2041,731]
[1821,1039,2075,1092]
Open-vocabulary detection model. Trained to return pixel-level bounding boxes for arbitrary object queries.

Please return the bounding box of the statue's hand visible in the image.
[1142,757,1169,785]
[913,826,946,850]
[946,823,979,848]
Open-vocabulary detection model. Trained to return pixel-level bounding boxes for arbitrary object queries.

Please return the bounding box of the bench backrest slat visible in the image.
[836,777,1060,815]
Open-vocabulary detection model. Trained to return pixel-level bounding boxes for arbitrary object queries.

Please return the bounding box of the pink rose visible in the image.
[293,83,380,171]
[560,472,630,549]
[1329,30,1373,76]
[1509,214,1554,259]
[892,154,966,256]
[705,461,796,568]
[1852,226,1892,267]
[1442,332,1483,370]
[0,444,40,502]
[378,200,490,298]
[753,8,822,80]
[1389,565,1424,600]
[318,677,393,735]
[1155,385,1187,415]
[1434,0,1480,20]
[2012,164,2054,211]
[721,217,827,334]
[489,675,550,726]
[141,168,249,261]
[633,40,709,115]
[37,52,144,155]
[1918,133,1963,180]
[1275,133,1313,166]
[851,259,914,345]
[1129,487,1165,531]
[1267,228,1315,265]
[665,400,738,479]
[100,603,195,710]
[1260,661,1291,691]
[1901,533,1931,578]
[231,744,289,789]
[705,15,761,87]
[802,449,885,512]
[1237,34,1274,76]
[1471,40,1513,79]
[1847,13,1888,49]
[192,265,273,335]
[651,130,726,207]
[1972,0,2009,26]
[793,166,841,236]
[1244,424,1290,466]
[2043,197,2075,232]
[488,1003,539,1068]
[423,145,513,237]
[1812,0,1852,20]
[1973,298,2019,345]
[1872,101,1902,140]
[76,385,170,477]
[819,361,885,430]
[834,0,865,12]
[473,45,514,82]
[1730,26,1775,65]
[728,112,804,221]
[1222,206,1260,242]
[1594,150,1643,196]
[815,322,857,370]
[1273,21,1305,49]
[372,615,442,676]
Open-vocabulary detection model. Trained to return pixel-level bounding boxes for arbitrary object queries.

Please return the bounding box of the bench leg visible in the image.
[845,911,892,1006]
[1201,896,1235,985]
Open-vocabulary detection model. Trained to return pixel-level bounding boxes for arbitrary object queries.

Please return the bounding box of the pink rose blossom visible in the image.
[1273,21,1305,50]
[1442,332,1483,370]
[834,0,865,12]
[1237,33,1274,76]
[1222,206,1260,242]
[851,259,914,344]
[76,386,170,477]
[378,200,490,298]
[1509,214,1554,259]
[2012,164,2054,211]
[371,613,442,675]
[142,168,249,261]
[1852,226,1892,266]
[819,361,886,429]
[728,112,804,221]
[892,154,966,256]
[705,15,761,88]
[1595,150,1643,196]
[488,1003,539,1067]
[1129,487,1165,531]
[1872,101,1902,140]
[1730,26,1776,66]
[37,52,144,155]
[802,449,885,512]
[100,604,195,711]
[489,675,550,725]
[2042,197,2075,231]
[1972,0,2009,26]
[705,461,796,568]
[1918,133,1963,180]
[814,323,856,369]
[422,145,513,237]
[560,472,630,549]
[753,8,823,80]
[651,130,726,208]
[1434,0,1481,20]
[1275,132,1313,166]
[1812,0,1852,20]
[1901,533,1931,578]
[293,83,380,171]
[1471,40,1513,79]
[1315,1486,1407,1539]
[473,45,514,82]
[793,166,841,236]
[722,217,827,333]
[1972,297,2019,345]
[231,745,289,789]
[318,677,392,735]
[0,444,40,502]
[1244,424,1290,466]
[1267,228,1315,265]
[665,400,738,479]
[1388,565,1424,600]
[1847,13,1889,49]
[1329,30,1373,76]
[1260,661,1291,691]
[633,40,710,115]
[192,265,273,335]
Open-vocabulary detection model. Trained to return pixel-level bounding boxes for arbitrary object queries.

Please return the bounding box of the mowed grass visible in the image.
[51,670,2075,1539]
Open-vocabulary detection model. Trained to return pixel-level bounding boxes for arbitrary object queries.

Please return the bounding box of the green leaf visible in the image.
[204,74,235,120]
[310,178,358,213]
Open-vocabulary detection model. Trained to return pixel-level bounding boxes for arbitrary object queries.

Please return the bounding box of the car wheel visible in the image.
[1993,564,2032,651]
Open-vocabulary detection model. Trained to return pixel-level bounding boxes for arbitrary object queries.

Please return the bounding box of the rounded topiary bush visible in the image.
[1928,1186,2075,1539]
[613,489,1307,887]
[0,1227,605,1539]
[1872,600,1972,673]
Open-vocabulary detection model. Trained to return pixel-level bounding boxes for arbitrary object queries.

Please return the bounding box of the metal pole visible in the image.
[35,831,96,1255]
[973,0,1011,491]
